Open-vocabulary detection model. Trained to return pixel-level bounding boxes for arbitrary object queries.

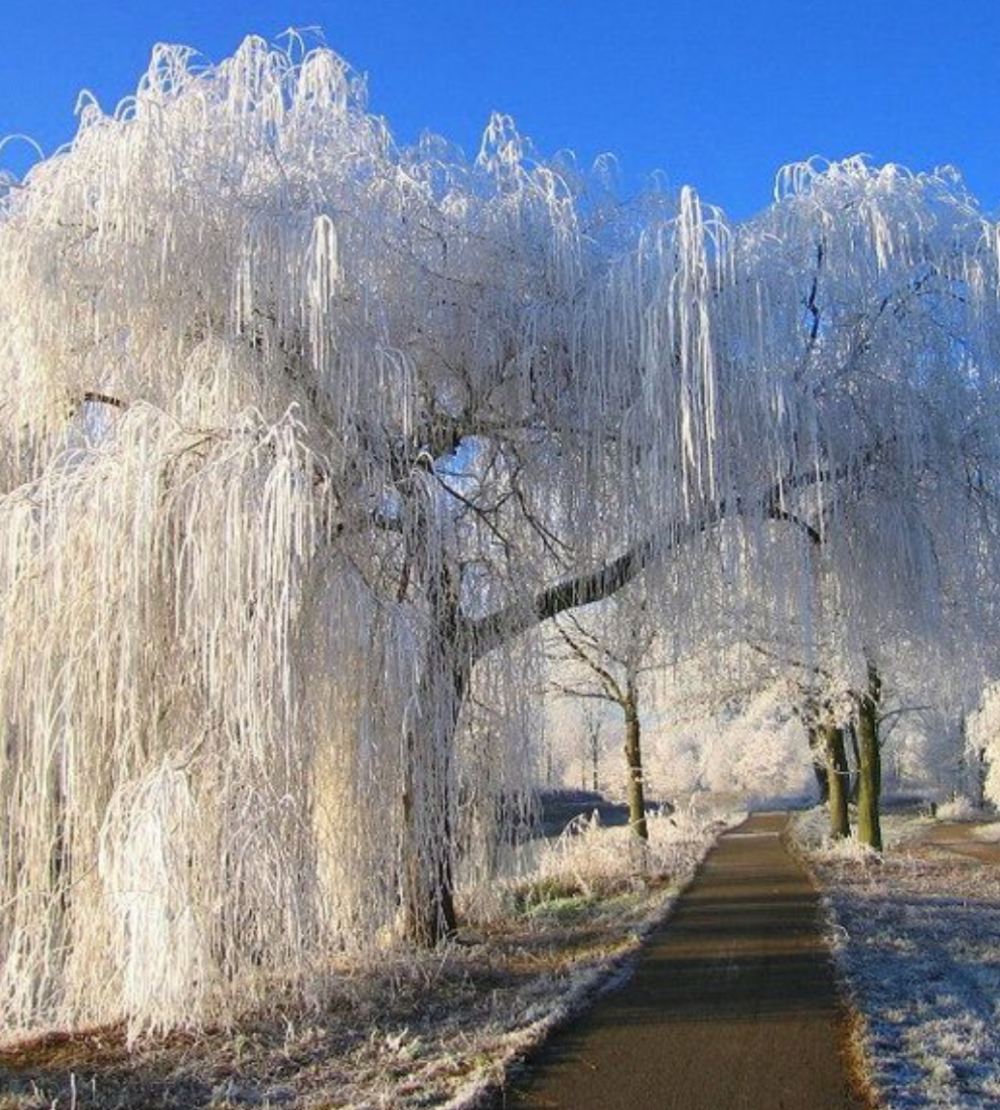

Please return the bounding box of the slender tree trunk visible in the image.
[806,722,830,803]
[623,685,648,841]
[959,714,987,809]
[855,662,883,851]
[823,723,850,839]
[973,744,988,811]
[847,722,861,804]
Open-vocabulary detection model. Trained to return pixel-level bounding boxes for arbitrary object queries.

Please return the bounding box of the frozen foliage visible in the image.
[647,677,815,801]
[968,684,1000,805]
[799,813,1000,1109]
[526,804,730,902]
[3,34,1000,1038]
[0,811,737,1110]
[936,797,981,822]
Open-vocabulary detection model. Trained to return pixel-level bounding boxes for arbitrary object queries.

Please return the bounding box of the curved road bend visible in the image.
[495,813,868,1110]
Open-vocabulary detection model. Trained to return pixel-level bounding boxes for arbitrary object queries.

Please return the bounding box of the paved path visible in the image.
[494,813,867,1110]
[918,821,1000,864]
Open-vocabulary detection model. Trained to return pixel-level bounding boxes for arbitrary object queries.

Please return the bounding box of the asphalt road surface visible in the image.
[494,813,868,1110]
[918,819,1000,864]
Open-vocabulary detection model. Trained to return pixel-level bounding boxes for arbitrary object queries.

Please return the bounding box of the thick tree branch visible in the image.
[766,506,822,545]
[467,454,860,661]
[83,391,128,410]
[469,531,659,661]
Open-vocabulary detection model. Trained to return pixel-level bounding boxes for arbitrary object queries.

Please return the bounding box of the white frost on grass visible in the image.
[795,810,1000,1110]
[0,806,741,1110]
[935,799,982,823]
[524,797,737,903]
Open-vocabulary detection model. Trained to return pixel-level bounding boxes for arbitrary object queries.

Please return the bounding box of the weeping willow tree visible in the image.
[2,35,1000,1039]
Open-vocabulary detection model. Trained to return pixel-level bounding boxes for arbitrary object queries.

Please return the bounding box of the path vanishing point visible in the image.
[496,812,869,1110]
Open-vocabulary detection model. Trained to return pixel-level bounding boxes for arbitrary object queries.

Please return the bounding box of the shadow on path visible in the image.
[492,813,868,1110]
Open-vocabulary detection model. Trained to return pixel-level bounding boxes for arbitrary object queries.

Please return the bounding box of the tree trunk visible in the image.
[823,723,850,839]
[806,722,830,803]
[855,663,883,851]
[623,687,648,841]
[400,536,466,947]
[847,722,861,804]
[401,649,463,945]
[973,744,988,811]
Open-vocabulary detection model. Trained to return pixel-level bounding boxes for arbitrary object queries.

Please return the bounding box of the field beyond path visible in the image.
[497,812,868,1110]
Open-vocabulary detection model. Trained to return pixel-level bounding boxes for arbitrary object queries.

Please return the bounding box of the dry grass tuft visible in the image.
[1,811,733,1109]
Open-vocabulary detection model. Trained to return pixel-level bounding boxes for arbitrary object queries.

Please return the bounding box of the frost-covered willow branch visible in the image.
[2,35,1000,1040]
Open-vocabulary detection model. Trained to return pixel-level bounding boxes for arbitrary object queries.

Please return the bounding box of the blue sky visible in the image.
[2,1,999,220]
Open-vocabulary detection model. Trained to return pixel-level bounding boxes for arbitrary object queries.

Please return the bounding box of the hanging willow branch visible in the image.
[1,35,999,1040]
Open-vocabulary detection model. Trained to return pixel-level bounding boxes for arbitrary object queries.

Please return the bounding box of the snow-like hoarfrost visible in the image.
[2,31,1000,1040]
[0,808,739,1110]
[968,686,1000,807]
[798,813,1000,1109]
[528,803,737,901]
[935,797,981,822]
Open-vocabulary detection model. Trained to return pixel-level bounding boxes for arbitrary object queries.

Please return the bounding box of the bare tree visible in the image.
[548,592,659,839]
